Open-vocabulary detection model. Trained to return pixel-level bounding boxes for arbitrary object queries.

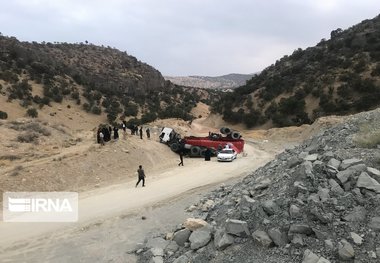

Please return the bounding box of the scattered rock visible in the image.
[338,239,355,260]
[214,228,234,250]
[225,219,250,237]
[356,172,380,193]
[183,218,208,231]
[252,230,273,247]
[173,229,191,246]
[189,226,212,250]
[350,232,363,245]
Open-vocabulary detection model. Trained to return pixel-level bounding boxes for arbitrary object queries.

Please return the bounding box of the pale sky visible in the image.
[1,0,379,76]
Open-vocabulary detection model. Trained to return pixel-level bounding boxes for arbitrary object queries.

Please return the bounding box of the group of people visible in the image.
[96,122,151,145]
[97,125,120,145]
[128,124,151,140]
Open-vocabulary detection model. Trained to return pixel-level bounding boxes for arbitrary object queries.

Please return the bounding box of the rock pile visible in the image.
[136,108,380,263]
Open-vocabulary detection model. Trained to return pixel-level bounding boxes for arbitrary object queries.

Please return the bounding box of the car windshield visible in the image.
[220,149,234,154]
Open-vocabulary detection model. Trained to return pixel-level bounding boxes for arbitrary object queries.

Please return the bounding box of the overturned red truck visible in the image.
[159,127,244,157]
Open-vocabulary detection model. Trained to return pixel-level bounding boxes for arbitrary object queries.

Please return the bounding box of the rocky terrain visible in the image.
[136,108,380,263]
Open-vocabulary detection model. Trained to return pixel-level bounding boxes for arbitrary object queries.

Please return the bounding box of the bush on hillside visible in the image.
[0,110,8,119]
[26,108,38,118]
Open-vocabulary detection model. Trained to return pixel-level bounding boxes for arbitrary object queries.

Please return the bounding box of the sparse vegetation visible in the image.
[17,132,40,144]
[9,121,51,136]
[0,155,21,161]
[354,123,380,148]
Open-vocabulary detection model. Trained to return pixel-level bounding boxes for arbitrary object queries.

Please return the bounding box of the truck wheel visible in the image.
[190,146,200,156]
[231,131,240,139]
[220,127,231,135]
[170,143,179,152]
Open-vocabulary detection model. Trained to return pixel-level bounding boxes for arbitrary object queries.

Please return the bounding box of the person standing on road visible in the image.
[122,121,127,139]
[113,126,119,140]
[139,126,143,139]
[146,127,150,139]
[99,131,105,146]
[205,148,211,161]
[135,165,146,187]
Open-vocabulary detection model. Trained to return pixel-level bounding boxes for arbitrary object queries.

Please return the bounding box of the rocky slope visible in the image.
[136,107,380,263]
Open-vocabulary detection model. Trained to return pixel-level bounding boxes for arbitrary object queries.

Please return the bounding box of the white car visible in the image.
[217,149,237,162]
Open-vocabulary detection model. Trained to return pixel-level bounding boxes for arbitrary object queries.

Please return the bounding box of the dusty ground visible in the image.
[0,101,344,262]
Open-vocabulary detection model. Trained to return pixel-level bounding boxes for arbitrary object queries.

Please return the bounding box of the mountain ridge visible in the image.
[165,73,255,89]
[213,14,380,128]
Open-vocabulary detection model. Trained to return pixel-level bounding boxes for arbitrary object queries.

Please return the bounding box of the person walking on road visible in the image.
[178,150,184,166]
[135,165,146,187]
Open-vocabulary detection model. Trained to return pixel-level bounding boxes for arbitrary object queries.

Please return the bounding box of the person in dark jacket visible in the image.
[205,148,212,161]
[146,128,150,139]
[178,150,184,166]
[139,127,143,139]
[135,165,146,187]
[113,126,119,140]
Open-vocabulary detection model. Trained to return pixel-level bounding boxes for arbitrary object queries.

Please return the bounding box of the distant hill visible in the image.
[165,73,255,89]
[213,14,380,128]
[0,35,215,125]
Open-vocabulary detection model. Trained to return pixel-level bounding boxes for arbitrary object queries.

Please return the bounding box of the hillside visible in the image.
[213,14,380,128]
[165,73,255,89]
[0,35,215,125]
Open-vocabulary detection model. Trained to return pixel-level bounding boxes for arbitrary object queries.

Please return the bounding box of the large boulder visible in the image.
[302,249,319,263]
[268,228,289,247]
[189,226,212,250]
[225,219,250,237]
[214,228,234,250]
[173,229,192,246]
[367,167,380,183]
[262,200,280,216]
[252,230,273,247]
[338,239,355,260]
[356,172,380,193]
[340,158,363,170]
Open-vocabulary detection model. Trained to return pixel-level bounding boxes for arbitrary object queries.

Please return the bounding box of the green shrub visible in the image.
[0,110,8,119]
[26,108,38,118]
[91,106,101,115]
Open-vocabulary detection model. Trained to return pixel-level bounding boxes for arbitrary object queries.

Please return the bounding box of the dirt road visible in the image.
[0,140,277,262]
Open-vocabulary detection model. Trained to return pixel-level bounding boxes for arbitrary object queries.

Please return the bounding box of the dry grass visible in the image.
[0,155,21,161]
[17,132,40,144]
[9,120,51,136]
[353,123,380,148]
